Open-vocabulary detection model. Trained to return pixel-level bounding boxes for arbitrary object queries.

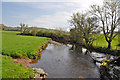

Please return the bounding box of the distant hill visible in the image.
[0,24,69,33]
[0,24,8,30]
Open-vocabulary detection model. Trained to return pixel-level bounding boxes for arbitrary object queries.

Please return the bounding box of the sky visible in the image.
[1,0,103,31]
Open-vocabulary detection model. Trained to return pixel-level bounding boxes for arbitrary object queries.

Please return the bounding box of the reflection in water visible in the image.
[70,44,82,54]
[30,44,100,78]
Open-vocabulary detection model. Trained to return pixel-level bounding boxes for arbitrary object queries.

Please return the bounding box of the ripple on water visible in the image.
[30,44,100,78]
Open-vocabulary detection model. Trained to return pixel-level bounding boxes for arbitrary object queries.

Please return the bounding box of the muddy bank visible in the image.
[12,41,48,67]
[12,58,32,68]
[48,40,63,46]
[12,57,47,79]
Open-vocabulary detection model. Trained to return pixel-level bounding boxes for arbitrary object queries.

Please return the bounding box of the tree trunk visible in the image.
[108,41,111,49]
[76,32,83,44]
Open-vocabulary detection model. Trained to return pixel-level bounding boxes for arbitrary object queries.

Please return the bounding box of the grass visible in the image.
[93,34,120,50]
[1,31,51,79]
[2,31,51,59]
[2,55,37,78]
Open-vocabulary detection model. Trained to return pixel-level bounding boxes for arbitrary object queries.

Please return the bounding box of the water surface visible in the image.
[30,44,100,78]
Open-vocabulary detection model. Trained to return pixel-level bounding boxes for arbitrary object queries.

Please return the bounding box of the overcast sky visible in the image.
[1,0,103,31]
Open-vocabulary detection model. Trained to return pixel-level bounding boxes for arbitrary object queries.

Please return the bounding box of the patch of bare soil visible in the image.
[48,40,62,46]
[12,58,32,68]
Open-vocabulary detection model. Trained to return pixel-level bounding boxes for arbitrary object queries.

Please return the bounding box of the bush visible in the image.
[23,28,30,34]
[36,30,45,36]
[31,28,38,36]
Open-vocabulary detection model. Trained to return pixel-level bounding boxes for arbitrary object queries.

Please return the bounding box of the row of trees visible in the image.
[70,0,120,49]
[19,23,71,42]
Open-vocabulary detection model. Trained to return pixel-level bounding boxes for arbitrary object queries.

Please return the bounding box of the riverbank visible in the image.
[78,43,120,56]
[2,31,50,78]
[12,41,48,68]
[48,40,63,46]
[20,30,120,56]
[2,55,36,78]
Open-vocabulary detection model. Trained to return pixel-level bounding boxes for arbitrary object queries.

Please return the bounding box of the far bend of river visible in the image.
[30,44,100,78]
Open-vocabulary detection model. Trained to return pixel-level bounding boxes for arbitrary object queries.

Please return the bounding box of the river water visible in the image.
[30,44,101,78]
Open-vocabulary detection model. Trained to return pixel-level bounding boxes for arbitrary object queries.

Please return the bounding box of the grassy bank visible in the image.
[2,55,37,78]
[2,31,51,78]
[2,31,51,59]
[93,34,120,50]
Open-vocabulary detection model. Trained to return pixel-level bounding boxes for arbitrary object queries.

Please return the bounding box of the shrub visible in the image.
[31,28,38,36]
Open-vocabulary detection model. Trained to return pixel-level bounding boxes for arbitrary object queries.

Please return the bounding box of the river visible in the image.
[30,44,105,78]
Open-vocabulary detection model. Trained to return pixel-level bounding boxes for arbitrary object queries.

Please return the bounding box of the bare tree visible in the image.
[91,0,120,49]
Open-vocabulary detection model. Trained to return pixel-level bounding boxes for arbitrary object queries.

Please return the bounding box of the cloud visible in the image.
[2,0,103,31]
[20,1,103,10]
[27,11,71,29]
[22,1,103,30]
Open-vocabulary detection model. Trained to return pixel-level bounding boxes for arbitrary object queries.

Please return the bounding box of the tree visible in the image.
[23,24,30,34]
[70,13,84,44]
[70,12,100,46]
[70,28,77,42]
[31,27,38,36]
[20,23,25,33]
[91,0,120,49]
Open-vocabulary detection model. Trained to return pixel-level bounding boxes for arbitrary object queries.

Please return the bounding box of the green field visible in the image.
[93,34,120,50]
[2,55,37,78]
[1,31,51,78]
[2,31,51,59]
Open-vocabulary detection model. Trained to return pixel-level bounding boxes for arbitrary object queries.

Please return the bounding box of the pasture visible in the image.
[93,34,120,50]
[2,31,51,59]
